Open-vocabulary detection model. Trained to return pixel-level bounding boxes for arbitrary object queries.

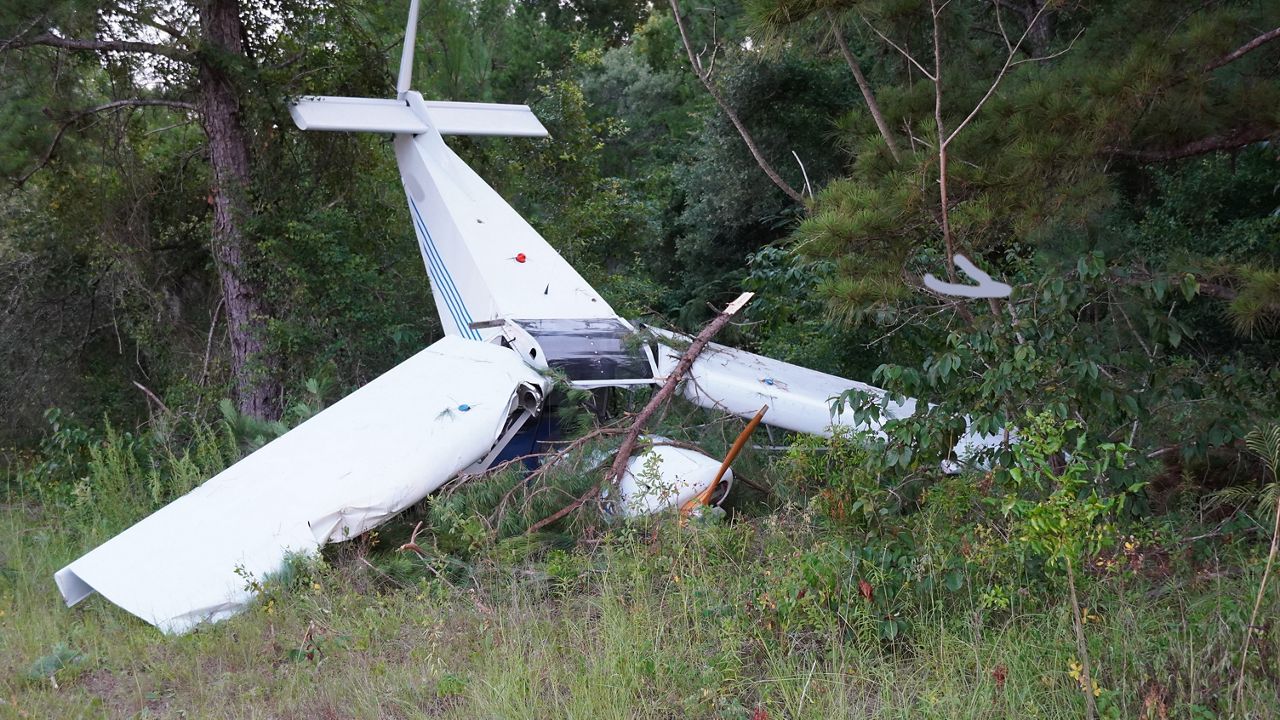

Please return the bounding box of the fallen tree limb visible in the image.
[606,292,753,489]
[526,292,753,533]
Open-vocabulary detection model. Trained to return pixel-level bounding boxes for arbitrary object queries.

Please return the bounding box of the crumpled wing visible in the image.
[54,336,545,634]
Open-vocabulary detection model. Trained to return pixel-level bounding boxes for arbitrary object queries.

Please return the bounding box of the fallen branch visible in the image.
[525,483,602,535]
[131,380,171,416]
[605,291,753,490]
[397,520,428,557]
[490,425,623,529]
[526,292,753,533]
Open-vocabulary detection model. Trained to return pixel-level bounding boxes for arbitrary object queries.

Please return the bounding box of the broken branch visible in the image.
[526,292,754,533]
[605,292,753,490]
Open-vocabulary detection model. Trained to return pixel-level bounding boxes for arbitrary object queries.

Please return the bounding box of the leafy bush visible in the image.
[9,408,237,541]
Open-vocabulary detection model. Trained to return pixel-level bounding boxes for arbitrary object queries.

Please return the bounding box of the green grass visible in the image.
[2,497,1277,720]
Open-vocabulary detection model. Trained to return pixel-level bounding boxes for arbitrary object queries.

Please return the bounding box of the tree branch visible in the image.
[1204,26,1280,72]
[863,17,935,80]
[1,32,190,61]
[528,293,755,533]
[604,292,753,492]
[1009,28,1084,67]
[1109,124,1275,163]
[107,3,188,40]
[993,0,1013,53]
[0,15,48,53]
[943,0,1054,148]
[828,11,901,162]
[669,0,805,204]
[13,99,197,187]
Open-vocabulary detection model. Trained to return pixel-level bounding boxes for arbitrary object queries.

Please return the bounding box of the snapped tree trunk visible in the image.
[197,0,281,420]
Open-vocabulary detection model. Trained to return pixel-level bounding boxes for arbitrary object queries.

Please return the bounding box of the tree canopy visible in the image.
[0,0,1276,467]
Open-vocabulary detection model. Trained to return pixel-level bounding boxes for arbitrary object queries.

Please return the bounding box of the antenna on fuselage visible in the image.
[396,0,421,98]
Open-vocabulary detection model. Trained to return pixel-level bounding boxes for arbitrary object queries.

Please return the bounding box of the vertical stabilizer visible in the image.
[396,0,421,98]
[289,0,630,353]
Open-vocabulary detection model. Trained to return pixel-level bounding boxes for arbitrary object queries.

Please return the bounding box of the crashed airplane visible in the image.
[53,0,1002,634]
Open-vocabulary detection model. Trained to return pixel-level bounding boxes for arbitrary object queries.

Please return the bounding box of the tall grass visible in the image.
[2,495,1277,718]
[2,412,1277,718]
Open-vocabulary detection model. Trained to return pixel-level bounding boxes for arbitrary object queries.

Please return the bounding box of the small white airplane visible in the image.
[52,0,1001,634]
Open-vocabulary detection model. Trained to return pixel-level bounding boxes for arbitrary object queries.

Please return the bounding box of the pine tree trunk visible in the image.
[197,0,280,420]
[827,12,901,163]
[1024,0,1055,58]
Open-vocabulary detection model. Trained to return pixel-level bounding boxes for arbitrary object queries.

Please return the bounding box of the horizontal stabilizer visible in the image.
[291,96,548,137]
[290,96,429,134]
[54,337,546,634]
[420,100,548,137]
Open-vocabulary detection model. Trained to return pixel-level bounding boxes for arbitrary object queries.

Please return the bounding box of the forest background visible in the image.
[1,0,1280,718]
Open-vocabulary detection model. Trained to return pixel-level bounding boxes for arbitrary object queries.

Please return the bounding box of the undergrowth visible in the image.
[1,406,1278,718]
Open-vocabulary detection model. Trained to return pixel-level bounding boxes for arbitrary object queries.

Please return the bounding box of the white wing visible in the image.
[649,327,1003,460]
[54,336,546,634]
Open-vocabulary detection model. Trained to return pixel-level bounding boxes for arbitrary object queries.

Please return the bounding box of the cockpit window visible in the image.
[515,318,654,382]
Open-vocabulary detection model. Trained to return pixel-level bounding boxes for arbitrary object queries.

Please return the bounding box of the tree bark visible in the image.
[3,4,282,419]
[197,0,281,419]
[1023,0,1055,58]
[827,11,901,163]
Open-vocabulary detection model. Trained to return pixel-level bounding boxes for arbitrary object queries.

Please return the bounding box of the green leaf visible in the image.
[1181,273,1199,302]
[944,569,965,592]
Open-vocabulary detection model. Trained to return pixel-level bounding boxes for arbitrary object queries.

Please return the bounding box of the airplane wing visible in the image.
[647,327,1003,460]
[54,337,546,634]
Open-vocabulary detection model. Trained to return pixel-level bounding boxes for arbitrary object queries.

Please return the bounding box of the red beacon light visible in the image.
[515,253,527,263]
